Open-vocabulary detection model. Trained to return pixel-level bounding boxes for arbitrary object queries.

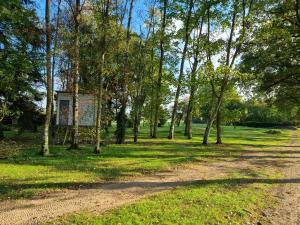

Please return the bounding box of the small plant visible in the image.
[0,140,20,159]
[265,130,282,135]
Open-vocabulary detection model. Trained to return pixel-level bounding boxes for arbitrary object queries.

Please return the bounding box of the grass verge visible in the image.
[47,169,282,225]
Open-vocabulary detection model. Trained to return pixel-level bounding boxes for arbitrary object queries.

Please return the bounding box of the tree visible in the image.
[184,16,204,139]
[202,0,254,145]
[51,0,62,139]
[168,0,194,139]
[152,0,168,138]
[241,0,300,109]
[94,0,111,153]
[115,0,134,144]
[0,0,43,138]
[69,0,82,149]
[41,0,52,156]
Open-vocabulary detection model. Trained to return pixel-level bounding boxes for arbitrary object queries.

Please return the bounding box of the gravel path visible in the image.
[259,132,300,225]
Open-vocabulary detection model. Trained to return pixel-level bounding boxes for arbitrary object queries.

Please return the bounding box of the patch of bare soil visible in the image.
[0,132,299,225]
[258,132,300,225]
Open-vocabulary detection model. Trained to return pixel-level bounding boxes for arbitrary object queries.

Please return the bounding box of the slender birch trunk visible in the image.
[51,0,62,140]
[95,0,110,153]
[168,0,193,139]
[184,17,204,139]
[216,109,222,144]
[152,0,168,138]
[41,0,52,156]
[69,0,81,149]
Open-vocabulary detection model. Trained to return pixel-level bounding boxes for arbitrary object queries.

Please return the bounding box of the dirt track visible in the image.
[0,132,299,225]
[258,132,300,225]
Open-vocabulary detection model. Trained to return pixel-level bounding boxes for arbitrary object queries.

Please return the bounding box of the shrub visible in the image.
[234,121,296,128]
[265,130,282,135]
[0,140,20,159]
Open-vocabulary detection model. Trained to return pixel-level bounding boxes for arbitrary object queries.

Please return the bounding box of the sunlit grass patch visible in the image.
[0,125,293,200]
[48,169,282,225]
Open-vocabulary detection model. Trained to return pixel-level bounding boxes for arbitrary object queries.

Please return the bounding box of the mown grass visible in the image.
[47,169,282,225]
[0,124,293,200]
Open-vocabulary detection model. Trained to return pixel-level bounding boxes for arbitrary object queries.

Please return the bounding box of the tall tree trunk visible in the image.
[149,19,155,137]
[212,2,238,144]
[95,0,110,153]
[184,17,204,139]
[202,2,215,145]
[149,74,154,137]
[41,0,52,156]
[95,71,103,153]
[133,94,145,143]
[152,0,168,138]
[216,109,222,144]
[202,117,214,145]
[168,0,193,139]
[51,0,62,140]
[116,0,134,144]
[70,0,81,149]
[133,113,139,143]
[203,89,225,145]
[185,90,194,139]
[133,38,147,143]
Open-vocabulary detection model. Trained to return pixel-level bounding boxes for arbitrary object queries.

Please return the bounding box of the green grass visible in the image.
[0,125,293,200]
[47,169,282,225]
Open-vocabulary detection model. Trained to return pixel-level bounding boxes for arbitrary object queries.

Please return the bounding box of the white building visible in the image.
[56,92,96,126]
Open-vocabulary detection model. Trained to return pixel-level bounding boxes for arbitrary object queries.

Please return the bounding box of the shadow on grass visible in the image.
[1,177,299,200]
[1,126,298,200]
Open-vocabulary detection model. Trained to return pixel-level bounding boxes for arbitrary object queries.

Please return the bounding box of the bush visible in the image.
[234,121,296,128]
[265,130,282,135]
[158,116,167,127]
[0,140,20,159]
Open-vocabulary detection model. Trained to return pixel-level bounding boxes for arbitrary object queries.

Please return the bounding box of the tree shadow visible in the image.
[1,177,299,201]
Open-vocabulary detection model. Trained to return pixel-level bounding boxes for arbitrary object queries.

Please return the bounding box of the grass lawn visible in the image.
[0,125,292,201]
[47,169,281,225]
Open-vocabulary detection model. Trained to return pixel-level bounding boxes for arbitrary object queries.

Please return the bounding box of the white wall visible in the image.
[56,93,96,126]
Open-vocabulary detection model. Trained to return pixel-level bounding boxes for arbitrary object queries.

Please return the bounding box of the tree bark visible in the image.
[184,17,204,139]
[51,0,62,140]
[212,2,238,144]
[95,71,103,153]
[152,0,168,138]
[149,13,155,137]
[168,0,193,139]
[216,109,222,144]
[70,0,81,149]
[116,0,134,144]
[95,0,110,153]
[41,0,52,156]
[133,38,147,143]
[202,117,214,145]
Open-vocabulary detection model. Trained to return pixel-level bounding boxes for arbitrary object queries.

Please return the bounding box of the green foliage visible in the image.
[0,103,11,122]
[0,0,43,100]
[240,0,300,109]
[265,130,282,135]
[239,99,299,126]
[0,0,43,129]
[158,107,169,127]
[0,140,20,159]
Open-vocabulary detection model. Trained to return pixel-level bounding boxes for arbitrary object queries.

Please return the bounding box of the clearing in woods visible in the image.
[0,126,299,225]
